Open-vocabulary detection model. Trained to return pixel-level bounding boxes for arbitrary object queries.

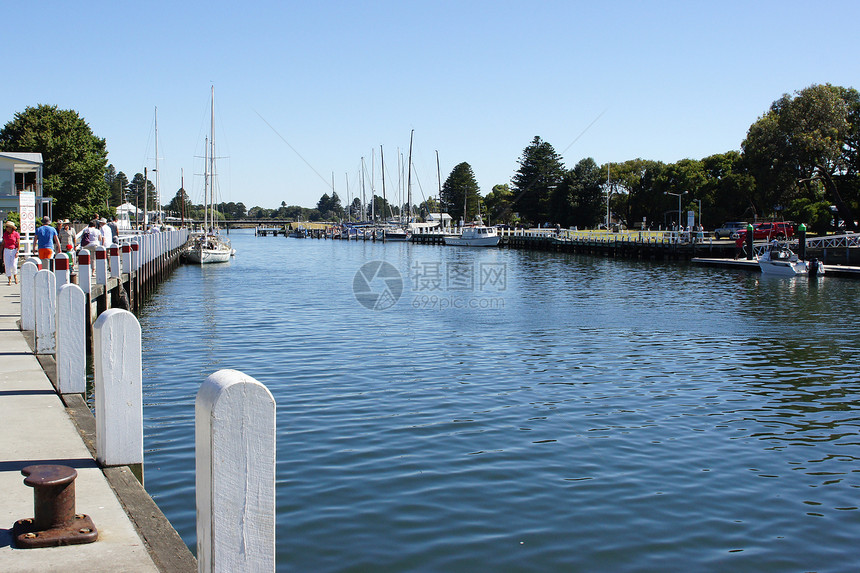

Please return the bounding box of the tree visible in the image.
[128,173,156,209]
[417,197,439,219]
[484,184,515,224]
[348,197,363,220]
[368,194,392,221]
[510,136,566,224]
[0,104,109,218]
[700,152,756,226]
[551,158,604,228]
[166,188,193,219]
[441,162,481,223]
[316,192,344,220]
[742,83,860,229]
[216,202,247,219]
[104,164,128,208]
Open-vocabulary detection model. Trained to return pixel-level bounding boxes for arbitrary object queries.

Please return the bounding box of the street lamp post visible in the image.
[664,191,687,230]
[696,199,702,229]
[605,163,612,229]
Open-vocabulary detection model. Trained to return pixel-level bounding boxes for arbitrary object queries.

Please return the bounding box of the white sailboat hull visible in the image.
[185,234,232,264]
[185,248,232,264]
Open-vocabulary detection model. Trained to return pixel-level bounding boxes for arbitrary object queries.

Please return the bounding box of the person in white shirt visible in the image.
[100,218,113,247]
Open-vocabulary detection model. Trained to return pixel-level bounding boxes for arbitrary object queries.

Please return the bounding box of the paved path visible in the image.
[0,282,159,572]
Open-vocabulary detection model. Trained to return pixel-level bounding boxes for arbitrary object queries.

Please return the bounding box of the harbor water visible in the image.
[137,230,860,572]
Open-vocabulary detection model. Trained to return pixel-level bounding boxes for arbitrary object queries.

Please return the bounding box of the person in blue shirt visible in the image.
[35,216,60,268]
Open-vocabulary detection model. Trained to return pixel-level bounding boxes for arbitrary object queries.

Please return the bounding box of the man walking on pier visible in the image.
[35,216,60,269]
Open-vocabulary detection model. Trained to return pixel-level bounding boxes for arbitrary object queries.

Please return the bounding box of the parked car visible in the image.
[736,222,795,241]
[713,221,749,239]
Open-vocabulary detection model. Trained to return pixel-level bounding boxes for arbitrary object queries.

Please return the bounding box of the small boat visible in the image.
[289,227,307,238]
[758,242,824,277]
[381,225,410,241]
[184,233,232,264]
[444,223,500,247]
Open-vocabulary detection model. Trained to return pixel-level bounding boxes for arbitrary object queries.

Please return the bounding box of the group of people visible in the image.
[2,215,121,284]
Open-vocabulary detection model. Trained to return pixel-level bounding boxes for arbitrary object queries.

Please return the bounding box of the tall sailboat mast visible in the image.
[406,129,414,226]
[369,151,374,223]
[154,106,161,225]
[380,146,387,222]
[203,136,209,231]
[436,150,442,229]
[209,85,216,231]
[143,166,148,228]
[361,157,366,222]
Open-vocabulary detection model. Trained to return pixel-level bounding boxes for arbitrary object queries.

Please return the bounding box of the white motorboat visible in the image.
[444,224,500,247]
[758,243,824,276]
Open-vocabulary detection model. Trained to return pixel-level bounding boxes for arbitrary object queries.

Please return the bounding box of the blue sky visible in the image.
[4,1,859,211]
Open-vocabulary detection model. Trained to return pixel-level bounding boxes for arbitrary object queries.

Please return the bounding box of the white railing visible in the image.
[804,233,860,249]
[497,228,712,244]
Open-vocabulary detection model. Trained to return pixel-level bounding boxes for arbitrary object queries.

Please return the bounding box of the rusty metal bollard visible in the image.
[12,464,98,548]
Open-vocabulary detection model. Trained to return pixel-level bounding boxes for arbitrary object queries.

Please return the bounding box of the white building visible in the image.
[0,152,49,220]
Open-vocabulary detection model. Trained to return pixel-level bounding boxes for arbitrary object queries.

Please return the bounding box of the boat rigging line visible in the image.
[254,109,334,192]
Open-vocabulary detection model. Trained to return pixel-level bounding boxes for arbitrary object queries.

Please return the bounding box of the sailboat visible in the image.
[185,86,233,264]
[381,133,412,241]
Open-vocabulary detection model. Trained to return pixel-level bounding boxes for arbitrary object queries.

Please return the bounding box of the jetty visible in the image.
[1,230,195,571]
[0,284,193,572]
[2,228,278,571]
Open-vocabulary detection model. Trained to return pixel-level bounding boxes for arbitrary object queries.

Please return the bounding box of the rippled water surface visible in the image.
[136,230,860,572]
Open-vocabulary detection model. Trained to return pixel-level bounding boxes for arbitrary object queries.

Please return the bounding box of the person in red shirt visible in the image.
[3,220,21,285]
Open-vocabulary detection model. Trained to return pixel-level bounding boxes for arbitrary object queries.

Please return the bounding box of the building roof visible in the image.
[0,152,43,165]
[426,212,452,221]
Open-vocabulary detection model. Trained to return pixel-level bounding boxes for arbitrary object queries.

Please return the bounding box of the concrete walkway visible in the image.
[0,282,159,572]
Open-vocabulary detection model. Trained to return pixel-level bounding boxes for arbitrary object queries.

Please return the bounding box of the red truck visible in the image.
[736,222,795,241]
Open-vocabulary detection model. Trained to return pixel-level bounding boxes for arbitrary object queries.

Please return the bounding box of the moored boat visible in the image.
[443,223,500,247]
[185,86,233,265]
[758,242,824,276]
[184,233,232,264]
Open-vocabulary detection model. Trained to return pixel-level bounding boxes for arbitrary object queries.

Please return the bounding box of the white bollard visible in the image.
[196,369,276,573]
[77,249,91,295]
[54,252,70,291]
[131,242,140,272]
[110,243,121,278]
[56,283,86,394]
[20,260,41,331]
[95,246,108,286]
[94,309,143,467]
[34,269,57,354]
[122,244,132,274]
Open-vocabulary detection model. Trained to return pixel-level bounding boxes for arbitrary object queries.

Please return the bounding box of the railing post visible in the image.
[93,309,143,469]
[122,244,132,274]
[54,252,70,291]
[110,244,121,278]
[34,269,57,355]
[77,250,91,296]
[95,246,108,286]
[20,260,41,331]
[56,283,86,394]
[196,369,276,573]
